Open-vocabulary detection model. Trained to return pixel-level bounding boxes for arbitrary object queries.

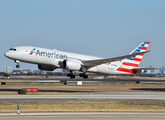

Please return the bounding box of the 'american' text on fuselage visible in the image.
[35,50,67,60]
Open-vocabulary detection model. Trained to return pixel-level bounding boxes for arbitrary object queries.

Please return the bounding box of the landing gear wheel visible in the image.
[67,74,71,77]
[67,73,75,79]
[79,73,84,77]
[70,75,75,79]
[83,75,88,79]
[16,65,20,68]
[79,73,88,79]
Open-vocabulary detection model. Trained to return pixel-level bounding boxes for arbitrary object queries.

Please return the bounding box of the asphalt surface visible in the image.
[2,78,165,83]
[0,92,165,102]
[1,79,165,119]
[1,112,165,120]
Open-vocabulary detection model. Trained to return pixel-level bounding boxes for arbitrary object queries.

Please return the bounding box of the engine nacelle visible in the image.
[38,65,55,71]
[62,59,81,71]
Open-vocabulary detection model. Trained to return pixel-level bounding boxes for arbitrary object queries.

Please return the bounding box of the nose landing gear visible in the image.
[15,60,20,68]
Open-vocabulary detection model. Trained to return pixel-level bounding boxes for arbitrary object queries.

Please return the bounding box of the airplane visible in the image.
[4,41,156,79]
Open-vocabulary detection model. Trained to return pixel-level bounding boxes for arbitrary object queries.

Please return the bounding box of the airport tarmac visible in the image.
[1,83,165,102]
[0,92,165,102]
[1,78,165,83]
[1,79,165,119]
[1,112,165,120]
[1,84,165,93]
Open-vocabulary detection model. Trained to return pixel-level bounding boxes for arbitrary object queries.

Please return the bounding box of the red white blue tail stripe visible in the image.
[117,41,150,74]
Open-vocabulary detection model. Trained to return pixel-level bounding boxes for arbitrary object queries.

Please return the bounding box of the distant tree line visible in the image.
[0,72,10,77]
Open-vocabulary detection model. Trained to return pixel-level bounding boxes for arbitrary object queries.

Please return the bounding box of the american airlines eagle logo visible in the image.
[29,48,36,55]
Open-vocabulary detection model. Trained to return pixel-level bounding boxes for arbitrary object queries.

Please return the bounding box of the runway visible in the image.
[1,112,165,120]
[2,78,165,83]
[1,92,165,102]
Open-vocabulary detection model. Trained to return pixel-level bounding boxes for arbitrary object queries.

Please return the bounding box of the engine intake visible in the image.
[62,59,81,71]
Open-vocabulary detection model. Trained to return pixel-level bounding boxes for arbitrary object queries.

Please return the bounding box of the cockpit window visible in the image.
[9,48,16,51]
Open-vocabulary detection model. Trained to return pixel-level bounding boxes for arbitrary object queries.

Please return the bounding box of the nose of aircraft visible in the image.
[4,51,10,58]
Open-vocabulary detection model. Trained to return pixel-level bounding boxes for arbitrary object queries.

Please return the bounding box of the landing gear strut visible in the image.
[15,60,20,68]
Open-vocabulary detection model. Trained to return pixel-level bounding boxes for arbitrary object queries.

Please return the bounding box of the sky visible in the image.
[0,0,165,72]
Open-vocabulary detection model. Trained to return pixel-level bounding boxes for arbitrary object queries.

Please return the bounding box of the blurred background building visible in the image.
[6,67,12,73]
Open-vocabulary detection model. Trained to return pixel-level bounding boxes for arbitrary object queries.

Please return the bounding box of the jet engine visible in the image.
[62,59,81,71]
[38,65,55,71]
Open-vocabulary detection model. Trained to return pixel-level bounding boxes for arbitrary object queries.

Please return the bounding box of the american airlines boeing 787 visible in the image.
[4,41,154,79]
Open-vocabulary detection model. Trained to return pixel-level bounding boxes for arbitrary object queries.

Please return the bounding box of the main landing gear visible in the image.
[79,73,88,79]
[67,72,75,79]
[67,72,88,79]
[67,67,88,79]
[15,60,20,68]
[79,66,88,79]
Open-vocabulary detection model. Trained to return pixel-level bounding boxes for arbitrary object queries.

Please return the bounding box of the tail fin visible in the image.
[121,41,150,69]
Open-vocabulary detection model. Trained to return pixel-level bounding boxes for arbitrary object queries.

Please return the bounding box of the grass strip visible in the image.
[0,101,165,113]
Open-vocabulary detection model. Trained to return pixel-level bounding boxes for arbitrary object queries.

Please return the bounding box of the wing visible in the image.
[82,50,151,68]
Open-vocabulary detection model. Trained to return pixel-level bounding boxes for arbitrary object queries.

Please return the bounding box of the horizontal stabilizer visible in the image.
[132,68,159,70]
